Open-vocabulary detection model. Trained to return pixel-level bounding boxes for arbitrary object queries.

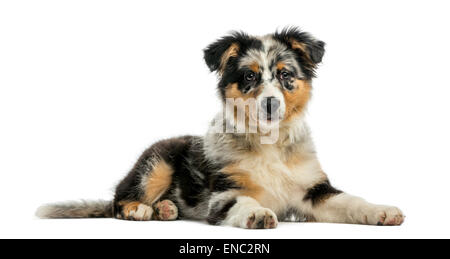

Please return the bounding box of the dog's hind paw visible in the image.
[153,200,178,221]
[118,202,153,221]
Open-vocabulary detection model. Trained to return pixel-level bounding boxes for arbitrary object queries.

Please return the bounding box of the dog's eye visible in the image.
[245,71,256,82]
[280,71,291,80]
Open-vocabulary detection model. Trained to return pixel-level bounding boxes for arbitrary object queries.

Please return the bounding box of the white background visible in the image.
[1,0,449,239]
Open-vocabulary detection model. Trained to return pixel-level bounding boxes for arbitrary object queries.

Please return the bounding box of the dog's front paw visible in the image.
[366,205,405,226]
[245,208,278,229]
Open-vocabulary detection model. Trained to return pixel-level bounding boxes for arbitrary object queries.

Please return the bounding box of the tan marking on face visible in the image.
[219,43,240,74]
[276,62,286,71]
[225,83,247,100]
[224,83,263,130]
[221,165,263,200]
[224,83,264,100]
[143,161,174,204]
[120,201,141,218]
[250,62,259,73]
[283,79,311,121]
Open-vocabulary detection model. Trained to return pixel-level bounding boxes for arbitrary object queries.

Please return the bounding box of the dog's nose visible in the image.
[261,96,280,116]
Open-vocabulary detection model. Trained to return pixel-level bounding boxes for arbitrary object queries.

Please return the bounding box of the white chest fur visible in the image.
[233,146,324,215]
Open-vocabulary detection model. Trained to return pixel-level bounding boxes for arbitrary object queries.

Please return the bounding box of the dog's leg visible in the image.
[113,157,178,221]
[208,195,278,229]
[303,181,405,225]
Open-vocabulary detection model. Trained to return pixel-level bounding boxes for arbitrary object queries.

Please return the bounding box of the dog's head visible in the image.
[204,27,324,128]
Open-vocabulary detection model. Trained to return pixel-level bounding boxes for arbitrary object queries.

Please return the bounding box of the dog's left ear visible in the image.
[274,27,325,66]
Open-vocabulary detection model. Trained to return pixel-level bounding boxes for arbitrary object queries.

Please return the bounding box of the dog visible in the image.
[36,27,405,228]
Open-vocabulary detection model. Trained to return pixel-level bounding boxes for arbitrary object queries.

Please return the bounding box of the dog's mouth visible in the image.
[265,114,276,122]
[258,111,282,125]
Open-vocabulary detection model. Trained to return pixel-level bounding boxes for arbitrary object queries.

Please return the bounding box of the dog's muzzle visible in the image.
[261,96,281,121]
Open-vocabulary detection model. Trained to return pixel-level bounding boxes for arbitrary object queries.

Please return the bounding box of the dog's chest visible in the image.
[235,148,321,214]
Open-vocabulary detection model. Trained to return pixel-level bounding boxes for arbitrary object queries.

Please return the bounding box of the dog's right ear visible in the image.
[203,34,240,74]
[203,32,251,75]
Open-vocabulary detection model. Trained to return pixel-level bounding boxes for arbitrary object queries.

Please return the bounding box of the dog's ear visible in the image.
[204,32,253,74]
[274,27,325,66]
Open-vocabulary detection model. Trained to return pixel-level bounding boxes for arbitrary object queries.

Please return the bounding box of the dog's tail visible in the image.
[35,200,113,219]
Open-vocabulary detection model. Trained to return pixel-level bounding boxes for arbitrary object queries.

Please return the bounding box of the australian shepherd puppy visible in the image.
[37,27,405,228]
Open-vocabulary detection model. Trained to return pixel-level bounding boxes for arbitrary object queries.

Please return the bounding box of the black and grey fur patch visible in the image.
[303,180,342,206]
[207,198,237,225]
